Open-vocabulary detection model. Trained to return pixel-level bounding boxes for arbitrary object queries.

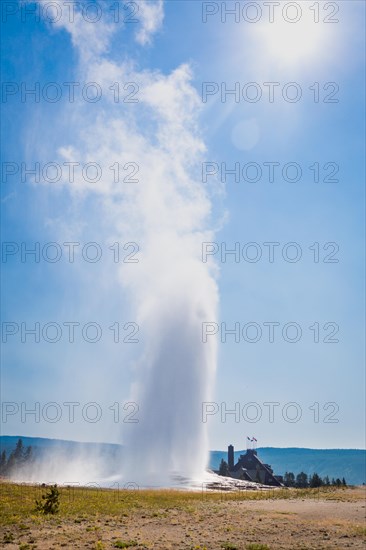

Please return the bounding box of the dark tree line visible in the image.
[219,459,230,476]
[217,459,347,488]
[283,471,347,488]
[0,438,34,477]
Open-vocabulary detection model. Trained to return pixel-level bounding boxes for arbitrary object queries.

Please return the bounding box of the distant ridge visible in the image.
[0,435,120,452]
[1,436,365,485]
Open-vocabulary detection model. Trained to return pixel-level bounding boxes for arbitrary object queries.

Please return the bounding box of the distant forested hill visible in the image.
[0,435,120,462]
[1,437,365,485]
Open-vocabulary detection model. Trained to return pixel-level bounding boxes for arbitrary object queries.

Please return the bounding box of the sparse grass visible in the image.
[0,482,363,527]
[0,483,364,550]
[351,525,366,537]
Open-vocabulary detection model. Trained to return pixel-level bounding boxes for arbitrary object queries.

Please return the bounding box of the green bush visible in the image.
[35,484,60,514]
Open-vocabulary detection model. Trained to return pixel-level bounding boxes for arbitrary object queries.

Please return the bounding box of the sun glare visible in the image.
[257,13,327,65]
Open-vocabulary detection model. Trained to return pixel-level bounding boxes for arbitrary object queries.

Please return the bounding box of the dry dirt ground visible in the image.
[1,485,365,549]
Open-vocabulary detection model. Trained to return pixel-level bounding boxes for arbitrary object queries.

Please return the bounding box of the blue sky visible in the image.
[1,0,365,452]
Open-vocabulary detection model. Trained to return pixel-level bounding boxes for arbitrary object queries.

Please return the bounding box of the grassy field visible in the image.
[1,482,365,549]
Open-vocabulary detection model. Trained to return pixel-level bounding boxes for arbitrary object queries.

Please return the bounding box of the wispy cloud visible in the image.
[135,0,164,45]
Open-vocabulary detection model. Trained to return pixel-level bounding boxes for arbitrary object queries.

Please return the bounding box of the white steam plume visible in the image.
[30,0,219,486]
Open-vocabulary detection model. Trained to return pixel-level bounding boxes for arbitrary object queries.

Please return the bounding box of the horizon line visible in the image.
[1,435,365,452]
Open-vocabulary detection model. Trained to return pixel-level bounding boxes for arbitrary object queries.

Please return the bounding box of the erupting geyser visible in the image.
[29,0,219,486]
[122,251,218,485]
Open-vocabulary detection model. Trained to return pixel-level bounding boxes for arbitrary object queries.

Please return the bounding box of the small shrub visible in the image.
[246,544,271,550]
[221,544,238,550]
[3,532,14,544]
[35,484,60,514]
[114,542,138,549]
